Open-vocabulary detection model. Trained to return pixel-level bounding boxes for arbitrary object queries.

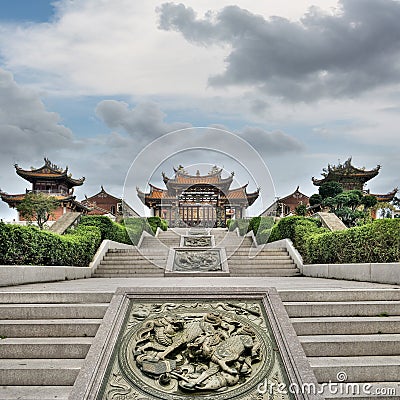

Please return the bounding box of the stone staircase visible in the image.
[94,229,300,278]
[48,212,81,235]
[93,247,166,278]
[280,289,400,399]
[222,233,300,277]
[0,291,112,400]
[314,212,347,231]
[156,230,181,247]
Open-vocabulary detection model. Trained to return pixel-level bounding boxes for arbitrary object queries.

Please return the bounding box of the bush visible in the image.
[0,222,101,267]
[265,216,327,254]
[122,218,154,245]
[147,216,168,234]
[79,215,131,244]
[306,219,400,264]
[228,219,249,236]
[247,216,275,244]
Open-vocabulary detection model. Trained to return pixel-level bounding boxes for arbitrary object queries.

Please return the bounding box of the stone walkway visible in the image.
[0,275,396,292]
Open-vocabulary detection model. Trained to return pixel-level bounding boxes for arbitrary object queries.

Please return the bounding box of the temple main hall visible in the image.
[137,166,259,227]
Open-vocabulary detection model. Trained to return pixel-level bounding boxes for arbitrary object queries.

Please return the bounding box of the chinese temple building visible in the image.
[312,157,381,191]
[0,158,89,221]
[312,157,398,203]
[82,186,139,220]
[82,186,122,218]
[261,186,309,217]
[137,166,259,227]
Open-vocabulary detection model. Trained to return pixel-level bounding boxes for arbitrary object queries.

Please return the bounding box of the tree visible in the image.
[361,194,378,209]
[295,204,307,216]
[17,193,60,229]
[309,193,322,206]
[318,181,343,199]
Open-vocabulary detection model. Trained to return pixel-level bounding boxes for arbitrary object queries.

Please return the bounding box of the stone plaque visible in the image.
[174,249,221,271]
[182,235,213,247]
[70,288,322,400]
[165,248,229,276]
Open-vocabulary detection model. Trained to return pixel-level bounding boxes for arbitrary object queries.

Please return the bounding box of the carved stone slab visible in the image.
[165,248,229,277]
[70,287,322,400]
[180,235,215,247]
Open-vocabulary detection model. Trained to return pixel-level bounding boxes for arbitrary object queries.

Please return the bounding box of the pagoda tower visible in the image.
[0,158,89,221]
[137,166,259,227]
[312,157,397,201]
[312,157,380,191]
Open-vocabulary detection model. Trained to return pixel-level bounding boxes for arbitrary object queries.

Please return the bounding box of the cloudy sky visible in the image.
[1,0,399,219]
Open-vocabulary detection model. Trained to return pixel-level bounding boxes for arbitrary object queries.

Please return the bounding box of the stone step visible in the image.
[0,359,83,386]
[228,260,295,265]
[228,251,289,256]
[0,337,93,359]
[0,386,71,400]
[284,301,400,317]
[229,264,296,270]
[103,255,167,260]
[0,319,102,337]
[309,356,400,383]
[230,269,300,277]
[98,263,165,269]
[299,334,400,357]
[0,304,109,320]
[0,292,113,304]
[291,316,400,335]
[100,260,166,265]
[280,290,400,302]
[93,273,164,278]
[94,268,165,274]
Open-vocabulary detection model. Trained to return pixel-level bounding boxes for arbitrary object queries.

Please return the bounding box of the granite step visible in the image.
[291,316,400,335]
[0,303,109,320]
[0,337,93,358]
[0,386,71,400]
[0,359,83,385]
[0,318,102,337]
[284,301,400,317]
[299,334,400,357]
[279,290,400,302]
[309,356,400,383]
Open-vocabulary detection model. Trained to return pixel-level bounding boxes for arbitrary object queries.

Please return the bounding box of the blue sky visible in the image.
[0,0,55,23]
[0,0,399,220]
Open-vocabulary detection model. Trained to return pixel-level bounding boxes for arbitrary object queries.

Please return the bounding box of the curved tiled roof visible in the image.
[15,158,85,187]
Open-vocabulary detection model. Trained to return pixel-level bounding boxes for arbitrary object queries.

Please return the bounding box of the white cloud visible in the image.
[0,0,338,98]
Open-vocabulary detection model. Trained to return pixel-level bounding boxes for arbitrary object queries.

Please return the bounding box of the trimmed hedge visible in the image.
[266,216,328,255]
[0,222,101,267]
[124,217,153,245]
[228,219,249,236]
[248,217,275,244]
[79,215,131,244]
[306,219,400,264]
[147,216,168,234]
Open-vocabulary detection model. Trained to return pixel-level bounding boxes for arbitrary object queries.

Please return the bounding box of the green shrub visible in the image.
[268,216,321,242]
[79,215,130,244]
[0,222,101,267]
[228,219,249,236]
[147,216,168,234]
[226,219,232,228]
[248,216,274,234]
[248,216,275,244]
[123,218,153,245]
[265,216,327,254]
[306,219,400,264]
